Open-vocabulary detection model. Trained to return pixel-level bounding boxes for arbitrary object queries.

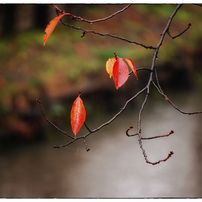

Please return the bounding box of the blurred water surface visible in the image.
[0,90,202,198]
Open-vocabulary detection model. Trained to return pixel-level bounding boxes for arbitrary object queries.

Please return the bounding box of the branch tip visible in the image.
[126,126,138,137]
[36,99,41,104]
[148,150,174,165]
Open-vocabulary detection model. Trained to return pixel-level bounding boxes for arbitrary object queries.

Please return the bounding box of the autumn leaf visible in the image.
[124,58,138,80]
[43,14,66,46]
[71,92,86,137]
[106,57,116,78]
[106,54,138,89]
[113,57,129,89]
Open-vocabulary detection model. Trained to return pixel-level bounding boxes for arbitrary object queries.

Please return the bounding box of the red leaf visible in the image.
[113,57,129,89]
[71,92,86,136]
[43,14,66,46]
[124,58,138,80]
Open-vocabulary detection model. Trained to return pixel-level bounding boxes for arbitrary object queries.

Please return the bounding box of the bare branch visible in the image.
[36,99,74,139]
[51,4,155,49]
[148,151,174,165]
[167,23,192,39]
[73,4,132,24]
[53,138,76,149]
[83,86,147,139]
[126,126,138,137]
[84,122,92,133]
[60,22,156,49]
[132,4,182,164]
[39,4,202,165]
[152,81,202,115]
[51,4,65,15]
[141,130,174,140]
[129,67,152,76]
[52,4,131,24]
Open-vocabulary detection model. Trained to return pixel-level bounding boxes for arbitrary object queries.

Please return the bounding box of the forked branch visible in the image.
[38,4,202,165]
[52,4,131,24]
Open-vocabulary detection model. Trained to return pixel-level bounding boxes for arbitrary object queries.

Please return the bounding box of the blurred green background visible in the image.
[0,4,202,144]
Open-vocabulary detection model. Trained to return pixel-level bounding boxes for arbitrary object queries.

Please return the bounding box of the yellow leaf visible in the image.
[106,57,116,78]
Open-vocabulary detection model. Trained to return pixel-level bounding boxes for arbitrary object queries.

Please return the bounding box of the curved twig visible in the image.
[36,99,74,139]
[52,4,131,24]
[152,81,202,115]
[53,138,76,149]
[126,126,138,137]
[147,151,174,165]
[167,23,192,39]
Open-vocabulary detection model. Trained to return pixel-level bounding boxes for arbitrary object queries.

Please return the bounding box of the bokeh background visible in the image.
[0,4,202,198]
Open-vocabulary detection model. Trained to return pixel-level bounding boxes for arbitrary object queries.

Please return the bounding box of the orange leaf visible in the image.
[124,58,138,80]
[71,92,86,136]
[106,57,116,78]
[43,14,66,46]
[113,57,129,89]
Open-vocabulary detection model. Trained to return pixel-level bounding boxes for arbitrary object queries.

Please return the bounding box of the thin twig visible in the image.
[52,4,131,24]
[167,23,192,39]
[126,126,138,137]
[129,67,153,76]
[72,4,131,24]
[84,122,92,133]
[153,67,164,94]
[53,138,76,148]
[148,151,174,165]
[84,86,147,138]
[141,130,174,140]
[152,81,202,115]
[36,99,74,139]
[60,22,156,49]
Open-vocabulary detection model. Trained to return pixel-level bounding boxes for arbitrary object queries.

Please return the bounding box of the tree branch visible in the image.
[51,4,156,49]
[52,4,132,24]
[141,130,174,140]
[167,23,192,39]
[152,81,202,115]
[36,99,74,139]
[38,4,202,165]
